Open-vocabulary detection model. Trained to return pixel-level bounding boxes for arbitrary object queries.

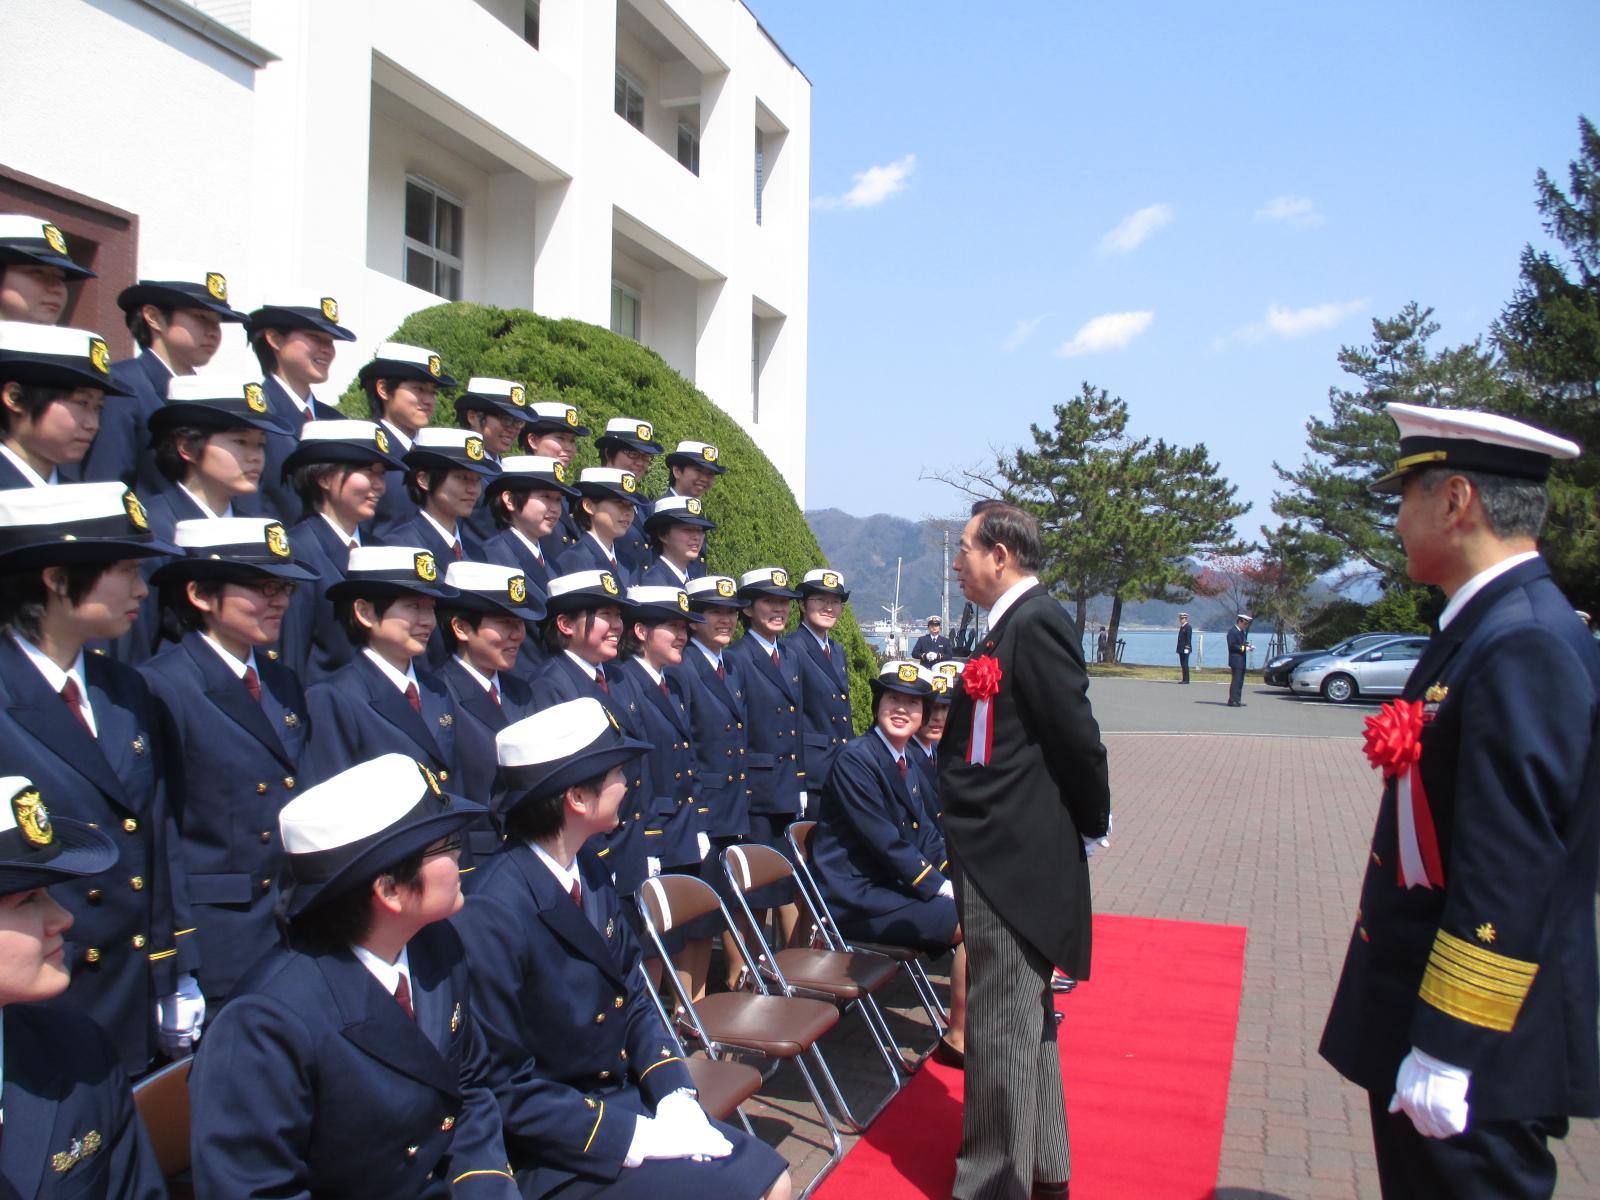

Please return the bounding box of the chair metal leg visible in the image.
[788,1053,846,1200]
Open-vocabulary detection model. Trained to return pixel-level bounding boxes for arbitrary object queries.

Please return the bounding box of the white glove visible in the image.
[695,832,712,861]
[654,1089,732,1157]
[623,1115,677,1167]
[156,973,206,1057]
[1388,1047,1471,1139]
[1083,811,1112,858]
[647,856,662,879]
[936,879,954,900]
[798,790,809,815]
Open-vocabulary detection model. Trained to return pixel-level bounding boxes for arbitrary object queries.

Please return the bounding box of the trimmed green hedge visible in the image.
[341,302,877,731]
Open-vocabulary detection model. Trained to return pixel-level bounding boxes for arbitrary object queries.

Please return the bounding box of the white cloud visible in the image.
[1001,313,1049,352]
[812,154,917,210]
[1254,194,1323,228]
[1056,311,1155,358]
[1218,298,1369,347]
[1097,203,1174,254]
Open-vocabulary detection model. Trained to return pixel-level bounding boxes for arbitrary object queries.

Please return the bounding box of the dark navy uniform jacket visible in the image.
[78,351,169,493]
[277,515,358,684]
[452,845,694,1196]
[909,631,953,666]
[636,554,705,588]
[726,634,806,822]
[555,534,634,588]
[439,658,530,866]
[259,377,344,524]
[394,511,484,569]
[910,737,942,823]
[0,1005,166,1200]
[537,503,582,564]
[111,487,218,667]
[140,633,309,1002]
[784,627,853,792]
[460,460,502,548]
[480,531,552,690]
[1321,558,1600,1121]
[304,652,460,789]
[189,923,517,1199]
[0,638,193,1074]
[670,647,751,840]
[616,658,704,869]
[1226,625,1248,664]
[364,421,422,544]
[0,453,52,489]
[612,498,650,575]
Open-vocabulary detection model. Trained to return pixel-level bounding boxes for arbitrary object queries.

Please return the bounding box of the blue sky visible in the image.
[754,1,1600,537]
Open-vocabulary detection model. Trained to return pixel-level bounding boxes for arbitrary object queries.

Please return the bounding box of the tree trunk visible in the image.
[1106,596,1125,663]
[1073,591,1088,634]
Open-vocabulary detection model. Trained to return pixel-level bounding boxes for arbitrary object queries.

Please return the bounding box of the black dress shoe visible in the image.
[1032,1182,1069,1198]
[931,1037,965,1069]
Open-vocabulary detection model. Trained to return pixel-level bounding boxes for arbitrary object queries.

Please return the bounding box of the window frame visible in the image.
[614,68,646,132]
[403,174,466,302]
[610,281,642,342]
[676,121,701,176]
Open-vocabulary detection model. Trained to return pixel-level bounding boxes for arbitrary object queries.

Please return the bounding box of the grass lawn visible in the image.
[1087,662,1236,682]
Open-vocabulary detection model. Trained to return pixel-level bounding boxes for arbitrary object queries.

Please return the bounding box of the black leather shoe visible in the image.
[1032,1182,1069,1198]
[931,1037,965,1069]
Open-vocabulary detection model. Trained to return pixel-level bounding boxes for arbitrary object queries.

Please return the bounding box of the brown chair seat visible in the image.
[687,1057,765,1121]
[770,948,900,1000]
[132,1055,193,1198]
[850,940,923,963]
[694,992,839,1058]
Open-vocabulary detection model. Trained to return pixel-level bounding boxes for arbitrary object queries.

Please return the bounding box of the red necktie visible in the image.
[716,662,726,682]
[897,757,908,783]
[489,681,501,707]
[405,681,421,714]
[823,642,831,660]
[594,672,609,694]
[60,677,92,736]
[348,539,358,553]
[302,406,313,424]
[771,649,781,668]
[569,878,582,907]
[607,556,620,576]
[393,973,414,1020]
[659,679,670,699]
[452,539,465,561]
[243,666,262,703]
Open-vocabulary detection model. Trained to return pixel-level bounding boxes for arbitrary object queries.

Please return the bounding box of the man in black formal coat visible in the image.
[939,500,1110,1200]
[1320,403,1599,1199]
[1175,612,1192,683]
[1225,614,1252,706]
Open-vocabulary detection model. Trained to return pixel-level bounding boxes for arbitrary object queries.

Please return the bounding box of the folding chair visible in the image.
[786,819,947,1068]
[635,961,763,1134]
[132,1054,194,1200]
[722,842,905,1130]
[636,872,845,1199]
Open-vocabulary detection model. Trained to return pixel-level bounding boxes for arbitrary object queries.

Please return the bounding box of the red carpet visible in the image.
[813,913,1247,1199]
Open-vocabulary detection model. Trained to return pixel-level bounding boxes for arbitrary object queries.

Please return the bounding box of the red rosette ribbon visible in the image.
[963,655,1002,765]
[1362,699,1444,889]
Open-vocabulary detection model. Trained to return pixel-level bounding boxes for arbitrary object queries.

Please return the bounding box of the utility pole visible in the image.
[941,527,950,630]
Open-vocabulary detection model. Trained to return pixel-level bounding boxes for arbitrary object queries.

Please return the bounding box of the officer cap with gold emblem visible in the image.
[402,427,501,479]
[147,374,279,435]
[484,454,580,500]
[542,569,625,618]
[324,545,460,603]
[455,376,531,425]
[281,419,406,475]
[572,467,639,503]
[686,574,743,610]
[624,584,705,625]
[278,754,483,917]
[494,698,650,820]
[440,560,546,623]
[737,566,800,602]
[357,342,458,390]
[642,494,716,533]
[930,660,964,705]
[244,294,356,342]
[0,482,177,567]
[522,400,590,438]
[150,517,321,586]
[665,439,727,476]
[0,215,95,279]
[0,775,117,893]
[797,567,849,601]
[595,416,664,457]
[870,659,934,699]
[116,269,246,323]
[0,322,131,395]
[1370,402,1582,496]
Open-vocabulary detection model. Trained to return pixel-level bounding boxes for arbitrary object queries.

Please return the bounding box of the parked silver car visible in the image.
[1289,635,1431,703]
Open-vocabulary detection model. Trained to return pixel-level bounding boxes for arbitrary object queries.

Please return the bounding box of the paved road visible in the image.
[1088,675,1375,738]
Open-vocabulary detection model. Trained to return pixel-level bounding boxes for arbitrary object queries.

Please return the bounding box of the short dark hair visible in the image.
[289,848,427,948]
[970,500,1042,571]
[290,462,353,522]
[1416,466,1549,541]
[502,769,611,844]
[0,383,69,436]
[490,486,525,530]
[336,593,398,646]
[571,496,596,532]
[126,302,174,350]
[160,577,224,633]
[365,377,401,420]
[440,607,484,654]
[248,329,277,375]
[404,470,429,507]
[0,563,111,641]
[153,426,212,485]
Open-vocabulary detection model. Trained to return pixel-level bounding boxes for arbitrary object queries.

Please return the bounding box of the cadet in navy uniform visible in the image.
[557,468,641,585]
[393,427,501,566]
[140,517,318,1006]
[0,322,127,488]
[0,774,167,1200]
[0,214,95,325]
[481,454,575,598]
[455,376,532,545]
[911,661,961,822]
[784,568,855,793]
[454,700,791,1199]
[244,295,358,522]
[1225,613,1253,706]
[637,495,712,588]
[910,616,953,668]
[1175,612,1192,684]
[594,417,663,574]
[303,546,462,789]
[515,400,589,561]
[0,482,202,1072]
[81,270,246,492]
[362,342,459,543]
[277,419,406,682]
[1320,404,1600,1199]
[190,754,518,1199]
[662,439,725,502]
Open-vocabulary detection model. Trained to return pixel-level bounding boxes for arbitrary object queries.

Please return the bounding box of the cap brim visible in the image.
[487,474,580,499]
[117,285,247,322]
[1368,467,1408,496]
[440,591,547,623]
[738,585,801,602]
[870,677,932,698]
[524,420,591,438]
[147,405,279,434]
[493,737,651,821]
[666,454,727,475]
[281,443,407,476]
[246,310,357,341]
[403,451,500,478]
[0,818,117,893]
[0,247,96,279]
[0,535,179,568]
[542,588,627,616]
[0,361,133,397]
[283,799,484,916]
[644,513,716,532]
[150,557,322,586]
[323,579,460,603]
[625,601,705,625]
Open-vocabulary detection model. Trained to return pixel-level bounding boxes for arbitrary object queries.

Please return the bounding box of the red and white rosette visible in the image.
[962,655,1002,765]
[1362,698,1444,890]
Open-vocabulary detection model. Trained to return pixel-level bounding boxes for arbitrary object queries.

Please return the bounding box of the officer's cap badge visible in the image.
[42,223,68,255]
[685,497,702,515]
[770,569,788,587]
[427,354,442,378]
[563,407,578,426]
[414,551,439,583]
[897,663,920,684]
[244,382,267,413]
[508,576,527,604]
[822,572,840,589]
[931,675,949,694]
[621,473,637,494]
[510,385,526,407]
[465,436,485,462]
[551,461,567,482]
[677,591,689,612]
[373,427,390,454]
[600,572,619,596]
[205,272,228,301]
[12,786,52,848]
[88,337,110,376]
[636,423,653,441]
[320,297,339,321]
[264,522,290,559]
[716,578,735,598]
[703,445,718,462]
[123,490,149,530]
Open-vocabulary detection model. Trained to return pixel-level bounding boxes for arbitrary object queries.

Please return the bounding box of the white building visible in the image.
[0,0,811,497]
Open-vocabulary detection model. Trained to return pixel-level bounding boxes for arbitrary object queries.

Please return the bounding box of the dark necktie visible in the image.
[594,672,609,694]
[771,648,780,668]
[607,556,620,576]
[823,641,831,660]
[348,539,358,553]
[243,666,262,703]
[489,680,501,707]
[716,662,726,682]
[569,878,582,907]
[393,973,414,1020]
[302,406,313,424]
[452,539,465,561]
[659,678,670,699]
[60,677,93,737]
[897,757,908,783]
[405,681,421,714]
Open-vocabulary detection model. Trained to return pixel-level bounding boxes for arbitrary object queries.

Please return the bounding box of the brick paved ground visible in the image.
[743,678,1600,1197]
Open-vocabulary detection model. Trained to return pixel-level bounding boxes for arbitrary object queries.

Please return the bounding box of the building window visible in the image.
[677,122,700,176]
[523,0,540,47]
[754,128,765,224]
[614,70,645,131]
[404,176,463,301]
[751,316,760,422]
[611,283,641,341]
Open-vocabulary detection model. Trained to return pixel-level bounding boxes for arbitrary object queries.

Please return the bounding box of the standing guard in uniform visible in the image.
[784,568,854,793]
[1175,612,1192,684]
[594,418,663,575]
[1320,404,1599,1199]
[0,215,94,325]
[393,428,502,566]
[454,699,791,1199]
[455,377,531,545]
[910,616,953,668]
[557,469,641,586]
[358,342,457,543]
[516,401,589,561]
[140,517,318,1007]
[0,482,202,1073]
[189,754,518,1199]
[0,322,126,489]
[636,495,713,588]
[1225,613,1253,707]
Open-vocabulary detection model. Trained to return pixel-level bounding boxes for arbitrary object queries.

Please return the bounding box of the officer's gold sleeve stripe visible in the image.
[912,864,932,886]
[148,948,177,962]
[174,927,196,937]
[452,1169,516,1183]
[1419,929,1537,1033]
[637,1055,682,1082]
[582,1100,604,1154]
[1430,930,1538,985]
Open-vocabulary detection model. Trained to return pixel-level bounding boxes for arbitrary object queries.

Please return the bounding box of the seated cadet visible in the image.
[662,439,725,502]
[0,482,202,1073]
[454,699,792,1200]
[783,568,854,794]
[727,568,806,940]
[303,546,462,788]
[393,427,501,565]
[515,400,589,561]
[616,584,718,1000]
[636,495,713,588]
[594,417,663,574]
[914,660,963,827]
[80,270,246,492]
[0,322,125,488]
[0,214,95,324]
[455,377,530,545]
[140,517,318,1006]
[244,294,358,521]
[0,774,167,1199]
[360,342,458,543]
[557,468,641,585]
[190,754,517,1199]
[437,560,542,855]
[482,454,578,597]
[276,419,406,683]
